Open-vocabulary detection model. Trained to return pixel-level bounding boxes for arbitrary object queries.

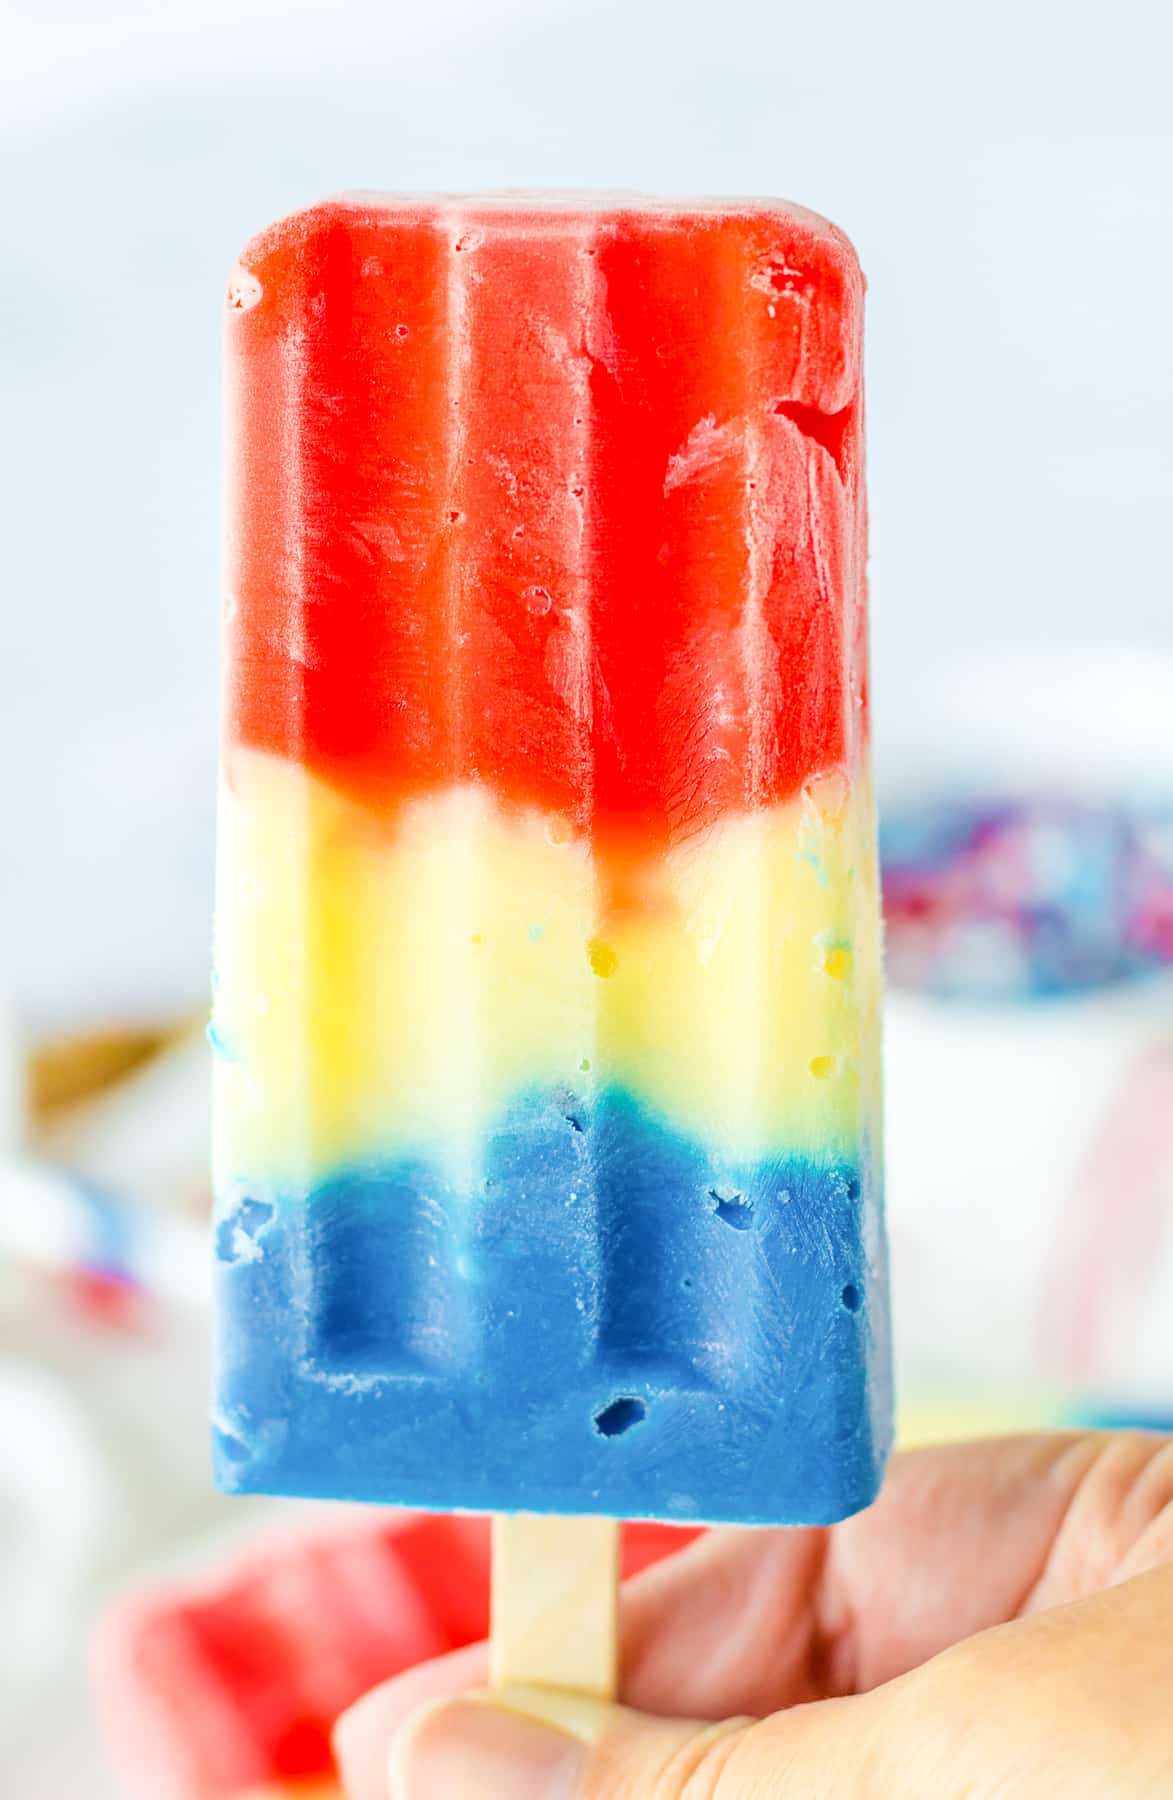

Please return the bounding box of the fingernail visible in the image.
[391,1686,609,1799]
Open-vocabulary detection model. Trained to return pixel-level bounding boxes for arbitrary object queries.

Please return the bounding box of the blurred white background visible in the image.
[3,0,1172,1031]
[2,5,1172,1794]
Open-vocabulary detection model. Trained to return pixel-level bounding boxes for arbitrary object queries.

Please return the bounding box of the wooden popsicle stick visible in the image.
[490,1513,620,1698]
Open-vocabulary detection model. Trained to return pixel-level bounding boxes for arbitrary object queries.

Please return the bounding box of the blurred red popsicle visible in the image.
[94,1509,698,1798]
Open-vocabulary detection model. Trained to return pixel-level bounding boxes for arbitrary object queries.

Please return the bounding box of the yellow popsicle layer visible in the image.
[213,749,882,1187]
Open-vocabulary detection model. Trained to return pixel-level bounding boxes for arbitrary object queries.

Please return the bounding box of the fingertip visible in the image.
[333,1643,488,1798]
[333,1680,397,1799]
[390,1696,586,1800]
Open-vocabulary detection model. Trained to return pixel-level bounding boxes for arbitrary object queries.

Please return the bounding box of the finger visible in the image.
[337,1431,1173,1794]
[391,1566,1173,1800]
[389,1686,753,1800]
[335,1437,1062,1790]
[388,1682,878,1800]
[334,1644,486,1800]
[1026,1429,1173,1599]
[622,1431,1173,1711]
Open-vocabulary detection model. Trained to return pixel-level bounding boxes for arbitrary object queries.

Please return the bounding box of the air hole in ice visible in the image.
[564,1113,584,1133]
[594,1396,647,1438]
[841,1283,862,1313]
[525,585,553,616]
[809,1055,836,1081]
[226,267,262,312]
[213,1431,247,1469]
[710,1189,753,1231]
[215,1198,275,1262]
[212,1419,250,1466]
[773,400,854,479]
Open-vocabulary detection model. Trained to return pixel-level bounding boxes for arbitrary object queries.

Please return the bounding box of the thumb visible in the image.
[387,1682,882,1799]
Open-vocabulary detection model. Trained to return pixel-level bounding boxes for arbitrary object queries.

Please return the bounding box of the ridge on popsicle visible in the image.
[213,191,889,1527]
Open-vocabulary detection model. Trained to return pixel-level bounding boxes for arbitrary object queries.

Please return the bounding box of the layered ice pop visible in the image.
[213,194,889,1526]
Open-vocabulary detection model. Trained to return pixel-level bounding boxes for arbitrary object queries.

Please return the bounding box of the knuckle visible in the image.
[657,1718,754,1800]
[1066,1432,1173,1585]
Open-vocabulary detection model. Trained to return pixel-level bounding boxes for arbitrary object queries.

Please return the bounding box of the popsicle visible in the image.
[94,1513,459,1799]
[213,193,889,1530]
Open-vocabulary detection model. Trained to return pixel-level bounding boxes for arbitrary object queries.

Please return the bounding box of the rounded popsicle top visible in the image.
[227,192,862,417]
[223,191,868,837]
[237,186,858,227]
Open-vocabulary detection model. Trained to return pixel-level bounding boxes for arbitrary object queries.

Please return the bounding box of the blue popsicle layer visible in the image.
[214,1090,891,1525]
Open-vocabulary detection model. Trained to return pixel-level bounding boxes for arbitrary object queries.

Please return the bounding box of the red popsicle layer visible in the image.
[225,195,866,853]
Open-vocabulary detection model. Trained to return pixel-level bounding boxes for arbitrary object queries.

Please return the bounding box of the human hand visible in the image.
[334,1433,1173,1798]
